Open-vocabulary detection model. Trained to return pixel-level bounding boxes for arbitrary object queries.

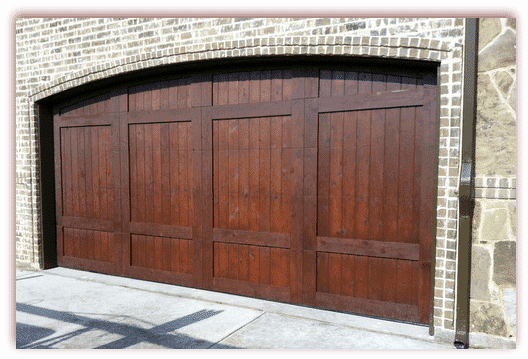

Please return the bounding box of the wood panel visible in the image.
[213,242,290,287]
[316,252,420,306]
[129,122,193,227]
[61,126,114,221]
[130,234,193,274]
[213,117,293,234]
[63,227,114,263]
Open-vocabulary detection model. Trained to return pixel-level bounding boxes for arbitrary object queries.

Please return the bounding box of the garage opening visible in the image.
[45,56,439,324]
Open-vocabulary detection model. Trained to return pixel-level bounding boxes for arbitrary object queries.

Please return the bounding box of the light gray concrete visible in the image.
[16,268,455,349]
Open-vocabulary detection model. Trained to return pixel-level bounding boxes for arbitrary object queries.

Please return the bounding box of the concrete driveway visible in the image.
[15,267,455,349]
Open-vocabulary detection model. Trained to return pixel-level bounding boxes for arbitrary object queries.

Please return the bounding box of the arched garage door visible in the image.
[54,60,437,324]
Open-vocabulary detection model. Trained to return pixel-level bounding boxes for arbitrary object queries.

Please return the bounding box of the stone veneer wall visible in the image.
[16,16,487,343]
[469,18,517,348]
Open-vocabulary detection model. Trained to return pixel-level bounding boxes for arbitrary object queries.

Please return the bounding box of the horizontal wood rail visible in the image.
[129,222,193,239]
[318,88,424,113]
[317,236,419,261]
[213,228,291,248]
[211,100,292,119]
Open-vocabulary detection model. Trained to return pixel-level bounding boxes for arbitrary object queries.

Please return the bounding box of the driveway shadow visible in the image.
[16,302,240,349]
[16,323,55,348]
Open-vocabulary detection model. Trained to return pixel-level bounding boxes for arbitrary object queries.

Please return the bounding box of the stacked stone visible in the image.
[470,18,516,347]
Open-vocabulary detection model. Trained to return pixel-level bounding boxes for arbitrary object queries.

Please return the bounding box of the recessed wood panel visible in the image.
[60,126,114,221]
[213,116,293,234]
[63,227,114,263]
[130,234,193,273]
[213,242,290,287]
[129,122,193,227]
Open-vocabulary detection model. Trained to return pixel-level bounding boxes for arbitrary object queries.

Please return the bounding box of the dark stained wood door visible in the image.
[54,62,437,324]
[310,70,437,323]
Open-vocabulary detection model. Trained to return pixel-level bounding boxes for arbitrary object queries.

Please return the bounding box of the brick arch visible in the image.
[29,35,456,102]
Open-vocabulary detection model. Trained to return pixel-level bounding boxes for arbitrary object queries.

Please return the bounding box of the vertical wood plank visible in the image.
[62,128,72,217]
[341,254,355,297]
[154,236,162,270]
[317,113,330,237]
[319,70,332,98]
[218,74,229,106]
[270,117,282,233]
[270,248,284,287]
[100,127,110,220]
[249,119,260,231]
[238,72,250,104]
[218,121,229,229]
[168,80,178,109]
[213,120,220,228]
[171,237,180,273]
[382,258,398,302]
[259,117,271,232]
[217,242,229,278]
[228,73,239,105]
[368,257,384,300]
[344,71,359,95]
[160,81,169,109]
[228,120,239,229]
[129,87,137,112]
[161,123,171,225]
[93,230,101,262]
[342,111,357,239]
[162,237,171,271]
[356,110,370,239]
[179,123,190,227]
[316,252,329,293]
[128,125,137,223]
[136,85,144,112]
[384,108,400,241]
[106,126,115,222]
[369,109,385,240]
[178,78,191,108]
[282,70,293,101]
[170,123,180,226]
[354,255,369,299]
[331,70,345,96]
[153,123,162,224]
[260,70,271,102]
[249,71,261,103]
[239,118,250,231]
[328,253,342,294]
[144,124,154,223]
[248,245,260,283]
[280,249,290,288]
[227,243,239,280]
[329,112,344,238]
[396,260,417,305]
[85,128,93,219]
[71,128,79,217]
[271,70,283,101]
[259,246,271,285]
[79,229,87,259]
[179,238,189,273]
[358,72,372,94]
[238,244,250,282]
[86,229,94,261]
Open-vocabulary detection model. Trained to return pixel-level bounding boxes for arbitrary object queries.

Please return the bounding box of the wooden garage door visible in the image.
[54,63,437,324]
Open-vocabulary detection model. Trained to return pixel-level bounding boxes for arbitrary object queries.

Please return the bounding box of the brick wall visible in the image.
[15,17,482,342]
